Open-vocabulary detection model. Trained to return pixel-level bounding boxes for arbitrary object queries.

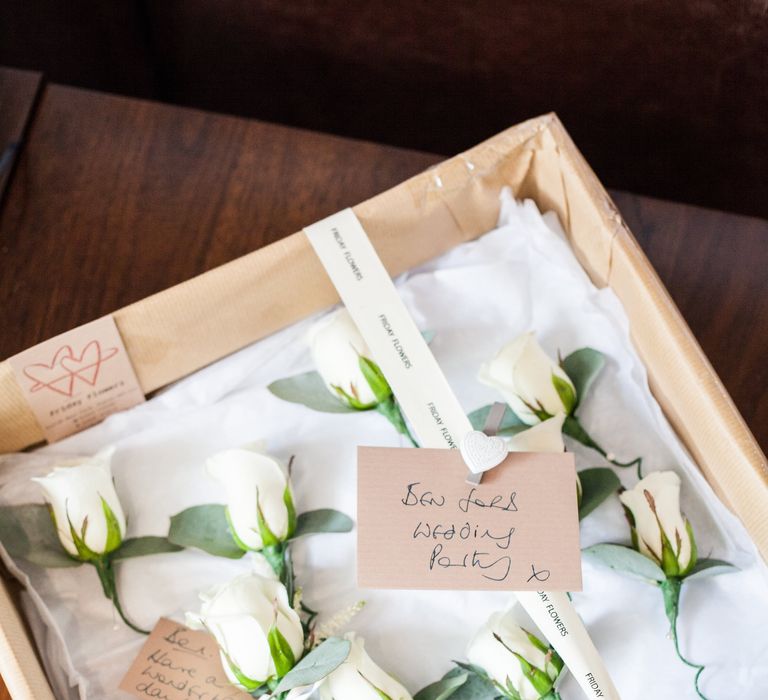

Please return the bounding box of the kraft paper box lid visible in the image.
[0,114,765,552]
[0,113,766,699]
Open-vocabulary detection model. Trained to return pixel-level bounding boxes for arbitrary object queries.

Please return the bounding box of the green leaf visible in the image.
[449,665,500,699]
[284,487,298,539]
[467,404,527,436]
[0,505,80,568]
[268,371,357,414]
[684,557,738,581]
[268,625,296,678]
[414,671,469,700]
[333,384,377,410]
[168,504,245,559]
[67,510,97,562]
[256,501,281,548]
[577,468,620,520]
[222,651,263,692]
[679,518,697,577]
[582,543,666,582]
[111,536,183,561]
[551,373,576,415]
[524,631,550,656]
[293,509,354,538]
[511,651,553,696]
[273,637,351,693]
[657,517,681,578]
[101,497,124,554]
[224,507,253,552]
[561,348,606,409]
[421,330,436,344]
[359,356,392,403]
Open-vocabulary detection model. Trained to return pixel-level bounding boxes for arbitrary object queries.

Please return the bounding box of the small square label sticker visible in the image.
[8,316,145,443]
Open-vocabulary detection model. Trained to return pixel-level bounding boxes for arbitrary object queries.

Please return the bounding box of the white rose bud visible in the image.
[207,444,296,552]
[506,415,580,500]
[186,573,304,691]
[619,470,697,577]
[506,414,565,453]
[467,608,563,700]
[32,447,126,560]
[319,634,412,700]
[479,333,576,425]
[308,309,390,409]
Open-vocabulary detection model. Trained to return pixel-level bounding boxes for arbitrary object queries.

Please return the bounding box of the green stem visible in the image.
[93,557,149,635]
[263,543,298,613]
[563,415,644,479]
[376,397,419,447]
[660,578,708,700]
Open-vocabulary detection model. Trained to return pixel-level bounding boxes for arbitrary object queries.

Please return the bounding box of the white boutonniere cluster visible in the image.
[585,471,736,699]
[168,443,409,699]
[269,309,418,445]
[414,605,565,700]
[269,311,739,700]
[0,448,182,633]
[0,308,740,700]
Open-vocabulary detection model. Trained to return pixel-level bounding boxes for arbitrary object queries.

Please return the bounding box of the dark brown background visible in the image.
[1,0,767,217]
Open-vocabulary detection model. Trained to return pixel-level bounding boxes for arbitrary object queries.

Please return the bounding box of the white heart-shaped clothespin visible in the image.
[460,430,508,474]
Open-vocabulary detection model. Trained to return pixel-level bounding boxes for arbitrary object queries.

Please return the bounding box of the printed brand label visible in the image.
[8,315,144,442]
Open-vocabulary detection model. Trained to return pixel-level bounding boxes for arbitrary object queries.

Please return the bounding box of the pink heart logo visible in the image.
[24,345,76,396]
[60,340,118,387]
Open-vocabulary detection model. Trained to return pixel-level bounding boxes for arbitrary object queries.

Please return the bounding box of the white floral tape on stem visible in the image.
[304,207,621,700]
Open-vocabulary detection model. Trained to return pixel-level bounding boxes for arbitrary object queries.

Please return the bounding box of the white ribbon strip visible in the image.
[304,207,621,700]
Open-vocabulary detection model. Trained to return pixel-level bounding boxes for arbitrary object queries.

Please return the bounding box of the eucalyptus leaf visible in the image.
[414,670,469,700]
[168,504,244,559]
[685,557,738,581]
[449,664,500,699]
[268,371,357,414]
[293,509,354,538]
[582,543,665,582]
[112,536,183,561]
[0,504,80,568]
[577,468,620,520]
[561,348,606,409]
[468,404,527,436]
[273,637,351,692]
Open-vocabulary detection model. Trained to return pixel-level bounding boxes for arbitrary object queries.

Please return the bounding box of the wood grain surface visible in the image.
[0,77,766,699]
[2,1,767,218]
[0,68,42,204]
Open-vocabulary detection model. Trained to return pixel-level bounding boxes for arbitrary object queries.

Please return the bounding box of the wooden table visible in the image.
[0,67,766,698]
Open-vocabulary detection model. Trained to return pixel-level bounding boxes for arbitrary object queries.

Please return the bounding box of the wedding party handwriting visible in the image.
[401,481,520,582]
[357,447,579,591]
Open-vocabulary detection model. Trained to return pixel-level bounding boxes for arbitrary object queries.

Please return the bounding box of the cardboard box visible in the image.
[0,114,766,698]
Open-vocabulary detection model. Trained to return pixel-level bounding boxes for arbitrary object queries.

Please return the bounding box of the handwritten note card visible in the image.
[357,448,582,591]
[119,618,250,700]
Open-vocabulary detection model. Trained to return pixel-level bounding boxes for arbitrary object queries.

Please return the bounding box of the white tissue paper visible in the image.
[1,190,766,700]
